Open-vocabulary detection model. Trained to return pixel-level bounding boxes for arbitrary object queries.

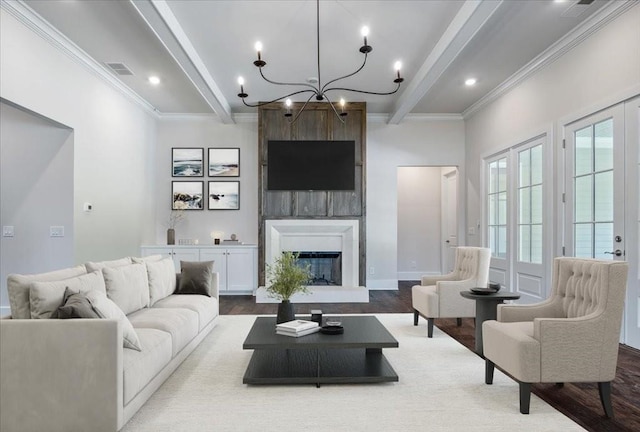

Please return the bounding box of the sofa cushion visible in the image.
[103,264,150,315]
[131,255,164,264]
[7,265,87,319]
[146,258,177,306]
[176,261,214,297]
[53,288,102,319]
[85,257,132,273]
[152,295,218,331]
[411,284,439,317]
[84,290,142,351]
[123,328,172,405]
[29,271,106,319]
[128,308,199,357]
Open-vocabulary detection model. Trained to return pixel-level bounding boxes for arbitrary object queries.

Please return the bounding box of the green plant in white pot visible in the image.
[266,251,312,323]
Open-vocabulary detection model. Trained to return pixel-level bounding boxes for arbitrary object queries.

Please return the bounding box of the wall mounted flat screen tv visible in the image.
[267,140,355,191]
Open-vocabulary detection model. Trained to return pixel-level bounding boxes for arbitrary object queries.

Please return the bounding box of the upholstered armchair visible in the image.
[483,257,628,416]
[412,247,491,337]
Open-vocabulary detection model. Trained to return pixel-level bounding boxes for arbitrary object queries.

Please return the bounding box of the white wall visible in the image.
[397,166,443,280]
[0,9,157,269]
[0,102,74,309]
[367,119,466,288]
[465,5,640,249]
[153,117,259,245]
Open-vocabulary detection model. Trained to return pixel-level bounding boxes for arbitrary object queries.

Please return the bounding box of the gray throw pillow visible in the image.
[177,261,214,297]
[52,287,101,319]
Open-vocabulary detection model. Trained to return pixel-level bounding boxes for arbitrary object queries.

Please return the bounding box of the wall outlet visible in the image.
[468,226,475,235]
[3,226,14,237]
[369,266,375,275]
[50,226,65,237]
[410,260,417,269]
[83,202,93,212]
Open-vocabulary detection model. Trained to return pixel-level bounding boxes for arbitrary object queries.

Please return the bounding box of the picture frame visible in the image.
[208,148,240,177]
[172,181,204,210]
[172,148,204,177]
[208,181,240,210]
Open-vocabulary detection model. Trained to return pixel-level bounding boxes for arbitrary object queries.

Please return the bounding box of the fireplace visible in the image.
[294,251,342,286]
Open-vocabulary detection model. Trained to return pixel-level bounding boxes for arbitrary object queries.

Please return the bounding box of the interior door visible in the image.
[441,168,458,273]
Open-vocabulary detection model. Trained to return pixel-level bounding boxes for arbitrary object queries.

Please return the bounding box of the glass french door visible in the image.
[564,105,625,261]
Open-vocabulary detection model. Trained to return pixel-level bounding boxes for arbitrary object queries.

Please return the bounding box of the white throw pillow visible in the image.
[131,255,164,264]
[7,265,87,319]
[85,290,142,351]
[146,258,177,306]
[103,263,150,315]
[85,257,132,273]
[29,271,106,319]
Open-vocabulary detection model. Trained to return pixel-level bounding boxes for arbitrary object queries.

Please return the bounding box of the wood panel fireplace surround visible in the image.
[257,102,367,302]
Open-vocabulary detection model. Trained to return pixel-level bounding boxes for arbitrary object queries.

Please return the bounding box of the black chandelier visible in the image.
[236,0,404,123]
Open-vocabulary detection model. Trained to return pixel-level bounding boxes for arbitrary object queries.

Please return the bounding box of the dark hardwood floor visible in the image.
[220,281,640,432]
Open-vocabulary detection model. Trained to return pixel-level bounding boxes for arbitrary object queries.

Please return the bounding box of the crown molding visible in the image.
[462,0,637,119]
[1,0,159,118]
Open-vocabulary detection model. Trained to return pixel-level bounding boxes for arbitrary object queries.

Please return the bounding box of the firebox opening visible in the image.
[292,251,342,286]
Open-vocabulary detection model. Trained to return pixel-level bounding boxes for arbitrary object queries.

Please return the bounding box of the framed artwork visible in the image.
[208,181,240,210]
[208,148,240,177]
[172,148,204,177]
[172,181,204,210]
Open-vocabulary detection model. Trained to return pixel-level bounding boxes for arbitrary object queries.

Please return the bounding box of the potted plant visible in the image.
[167,204,186,245]
[266,251,312,323]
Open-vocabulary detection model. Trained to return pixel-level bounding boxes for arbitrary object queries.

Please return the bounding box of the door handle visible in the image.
[604,250,622,257]
[445,240,450,243]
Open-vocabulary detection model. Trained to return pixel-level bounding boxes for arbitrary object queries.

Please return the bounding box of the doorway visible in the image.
[397,166,458,280]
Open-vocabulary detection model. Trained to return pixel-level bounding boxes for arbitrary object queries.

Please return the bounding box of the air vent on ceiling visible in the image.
[105,62,134,76]
[561,0,595,18]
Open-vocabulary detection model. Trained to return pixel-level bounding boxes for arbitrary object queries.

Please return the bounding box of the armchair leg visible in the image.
[485,360,494,385]
[519,382,531,414]
[555,383,564,388]
[413,310,419,326]
[456,318,462,327]
[598,382,614,418]
[427,318,434,338]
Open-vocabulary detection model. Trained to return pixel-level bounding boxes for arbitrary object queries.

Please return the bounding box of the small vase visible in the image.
[276,300,295,324]
[167,228,175,245]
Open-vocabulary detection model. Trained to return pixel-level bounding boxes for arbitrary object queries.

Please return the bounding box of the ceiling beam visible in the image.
[388,0,503,125]
[130,0,234,124]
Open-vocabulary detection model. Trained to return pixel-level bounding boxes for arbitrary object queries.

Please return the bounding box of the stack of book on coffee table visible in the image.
[275,319,320,337]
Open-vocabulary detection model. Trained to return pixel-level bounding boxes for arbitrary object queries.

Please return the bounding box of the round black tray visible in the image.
[320,325,344,335]
[470,287,499,295]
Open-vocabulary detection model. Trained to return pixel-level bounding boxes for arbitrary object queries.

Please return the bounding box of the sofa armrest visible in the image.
[211,271,219,299]
[0,319,123,432]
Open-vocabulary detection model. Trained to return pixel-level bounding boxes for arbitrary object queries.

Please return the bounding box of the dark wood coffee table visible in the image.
[242,316,399,386]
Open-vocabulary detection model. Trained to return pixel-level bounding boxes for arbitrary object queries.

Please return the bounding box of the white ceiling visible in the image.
[20,0,620,123]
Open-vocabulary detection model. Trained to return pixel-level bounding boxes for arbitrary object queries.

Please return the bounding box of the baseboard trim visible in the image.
[366,279,398,290]
[397,271,438,281]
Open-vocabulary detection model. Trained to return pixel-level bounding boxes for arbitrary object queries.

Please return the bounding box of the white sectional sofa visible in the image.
[0,255,219,432]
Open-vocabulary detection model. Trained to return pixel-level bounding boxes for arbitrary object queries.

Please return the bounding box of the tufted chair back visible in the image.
[453,247,491,287]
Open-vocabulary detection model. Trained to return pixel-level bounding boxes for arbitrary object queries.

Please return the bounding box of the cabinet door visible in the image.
[172,249,200,272]
[199,250,228,291]
[141,247,173,260]
[226,249,256,292]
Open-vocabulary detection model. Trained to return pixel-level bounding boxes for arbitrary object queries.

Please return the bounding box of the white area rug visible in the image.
[122,314,585,432]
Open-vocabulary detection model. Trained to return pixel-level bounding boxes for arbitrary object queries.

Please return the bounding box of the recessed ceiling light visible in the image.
[465,78,477,86]
[148,76,161,85]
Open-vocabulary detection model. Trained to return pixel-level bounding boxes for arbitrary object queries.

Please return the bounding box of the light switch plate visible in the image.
[50,226,65,237]
[3,226,14,237]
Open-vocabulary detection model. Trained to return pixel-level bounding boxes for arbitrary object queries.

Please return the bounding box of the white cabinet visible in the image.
[140,245,257,294]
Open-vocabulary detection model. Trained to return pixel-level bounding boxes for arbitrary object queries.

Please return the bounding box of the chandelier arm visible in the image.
[258,68,319,92]
[322,93,346,124]
[320,54,368,94]
[324,82,402,96]
[240,89,317,108]
[288,93,317,124]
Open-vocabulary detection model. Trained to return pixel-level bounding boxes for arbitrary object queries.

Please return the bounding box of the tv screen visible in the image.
[267,140,355,191]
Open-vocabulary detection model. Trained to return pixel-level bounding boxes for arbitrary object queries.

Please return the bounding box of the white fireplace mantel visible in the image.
[257,219,368,303]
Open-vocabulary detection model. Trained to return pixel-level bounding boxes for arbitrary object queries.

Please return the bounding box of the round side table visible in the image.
[460,290,521,356]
